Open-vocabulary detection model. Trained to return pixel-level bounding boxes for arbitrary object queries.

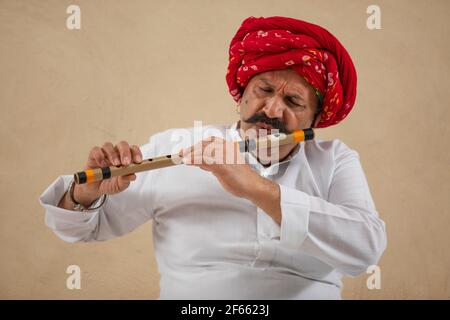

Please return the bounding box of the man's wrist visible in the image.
[246,175,282,225]
[246,175,277,202]
[72,184,102,208]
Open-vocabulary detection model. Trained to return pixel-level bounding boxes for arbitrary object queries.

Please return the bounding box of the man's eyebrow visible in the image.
[258,78,305,100]
[259,78,273,86]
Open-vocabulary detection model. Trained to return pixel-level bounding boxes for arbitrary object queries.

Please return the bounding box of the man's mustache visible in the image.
[243,113,291,134]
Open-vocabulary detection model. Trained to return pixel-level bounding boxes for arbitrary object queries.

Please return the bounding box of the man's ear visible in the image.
[312,113,321,128]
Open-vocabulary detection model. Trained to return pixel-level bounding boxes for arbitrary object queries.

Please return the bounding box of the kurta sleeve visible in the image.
[38,135,159,243]
[277,142,387,276]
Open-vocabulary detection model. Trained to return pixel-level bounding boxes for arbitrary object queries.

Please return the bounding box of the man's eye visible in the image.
[289,100,306,109]
[259,87,272,93]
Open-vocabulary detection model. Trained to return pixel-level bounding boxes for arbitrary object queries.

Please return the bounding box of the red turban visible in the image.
[226,16,357,128]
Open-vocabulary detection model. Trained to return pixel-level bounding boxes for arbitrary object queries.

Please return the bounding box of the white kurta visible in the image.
[39,121,387,299]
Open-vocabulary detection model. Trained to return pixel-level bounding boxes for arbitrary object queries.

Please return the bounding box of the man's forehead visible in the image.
[253,70,308,88]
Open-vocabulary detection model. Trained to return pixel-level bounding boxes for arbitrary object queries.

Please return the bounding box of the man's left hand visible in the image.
[179,136,260,199]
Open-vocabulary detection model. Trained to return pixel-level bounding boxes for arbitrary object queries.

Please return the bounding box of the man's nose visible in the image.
[262,97,285,119]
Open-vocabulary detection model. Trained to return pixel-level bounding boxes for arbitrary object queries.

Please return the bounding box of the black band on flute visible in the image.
[101,167,111,179]
[303,128,314,140]
[75,171,87,184]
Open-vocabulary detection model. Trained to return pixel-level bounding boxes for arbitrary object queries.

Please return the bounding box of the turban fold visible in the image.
[226,16,357,128]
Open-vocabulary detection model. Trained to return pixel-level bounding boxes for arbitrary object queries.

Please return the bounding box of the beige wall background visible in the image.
[1,0,449,299]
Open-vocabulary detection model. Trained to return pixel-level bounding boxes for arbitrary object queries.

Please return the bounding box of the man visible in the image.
[39,16,386,299]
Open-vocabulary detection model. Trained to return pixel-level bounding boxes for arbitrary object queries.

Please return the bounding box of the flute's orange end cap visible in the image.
[293,130,305,142]
[86,169,95,184]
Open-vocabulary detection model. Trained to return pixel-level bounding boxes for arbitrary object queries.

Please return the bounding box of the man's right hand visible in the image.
[60,141,143,209]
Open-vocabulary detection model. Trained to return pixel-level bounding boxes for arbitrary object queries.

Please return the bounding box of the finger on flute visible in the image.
[73,129,314,184]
